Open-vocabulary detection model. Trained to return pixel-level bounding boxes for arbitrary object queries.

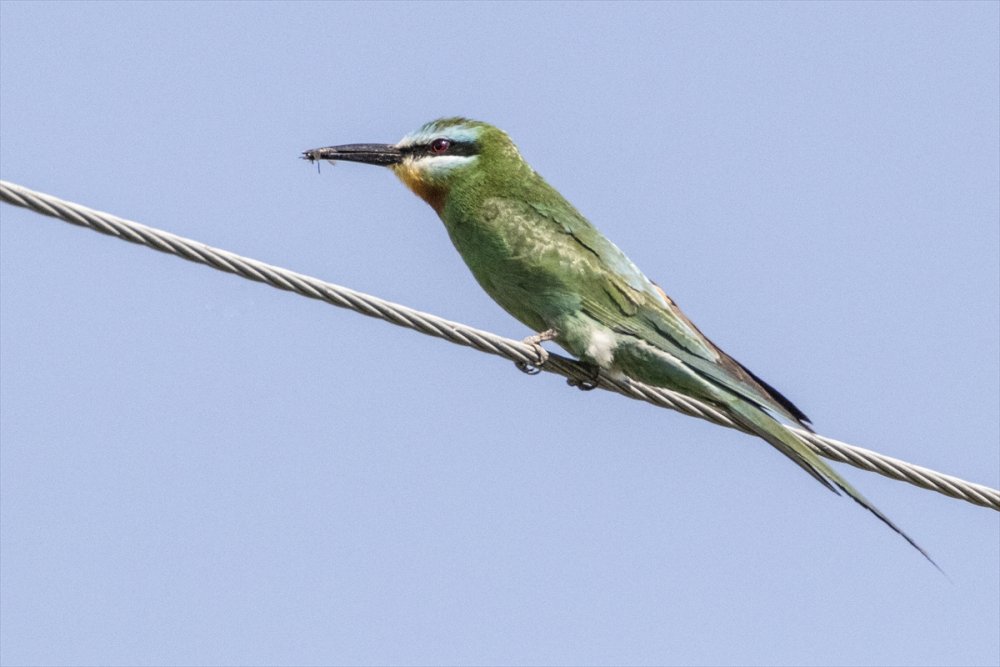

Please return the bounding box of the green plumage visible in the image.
[307,117,936,567]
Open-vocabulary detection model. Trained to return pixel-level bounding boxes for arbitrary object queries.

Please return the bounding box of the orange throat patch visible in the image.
[392,163,447,214]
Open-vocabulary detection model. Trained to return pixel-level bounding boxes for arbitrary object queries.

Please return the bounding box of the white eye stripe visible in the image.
[405,154,478,170]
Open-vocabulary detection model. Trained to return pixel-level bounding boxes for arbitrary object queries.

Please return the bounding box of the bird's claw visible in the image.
[515,329,556,376]
[515,359,543,375]
[567,363,600,391]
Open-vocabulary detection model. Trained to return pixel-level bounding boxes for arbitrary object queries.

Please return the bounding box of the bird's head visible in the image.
[303,118,524,213]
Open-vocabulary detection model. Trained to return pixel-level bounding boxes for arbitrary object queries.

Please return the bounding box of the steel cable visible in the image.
[3,179,996,511]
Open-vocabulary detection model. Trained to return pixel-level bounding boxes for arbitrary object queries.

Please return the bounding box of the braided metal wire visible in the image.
[2,179,997,511]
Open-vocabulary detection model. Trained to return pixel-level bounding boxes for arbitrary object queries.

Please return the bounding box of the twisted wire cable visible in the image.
[2,179,997,511]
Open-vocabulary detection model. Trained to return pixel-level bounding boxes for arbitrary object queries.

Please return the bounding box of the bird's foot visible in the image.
[567,362,601,391]
[515,328,557,375]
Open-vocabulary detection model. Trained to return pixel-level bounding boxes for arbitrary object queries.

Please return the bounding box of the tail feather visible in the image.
[725,398,942,572]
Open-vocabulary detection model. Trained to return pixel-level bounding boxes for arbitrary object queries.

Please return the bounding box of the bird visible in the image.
[303,117,935,567]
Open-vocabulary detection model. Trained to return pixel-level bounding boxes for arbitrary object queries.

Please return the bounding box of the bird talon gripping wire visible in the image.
[514,328,555,375]
[566,364,600,391]
[515,359,543,375]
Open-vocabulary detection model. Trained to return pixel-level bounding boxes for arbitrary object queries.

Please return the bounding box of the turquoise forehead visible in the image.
[397,117,487,148]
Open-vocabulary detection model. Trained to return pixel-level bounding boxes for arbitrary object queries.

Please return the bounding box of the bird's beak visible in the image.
[301,143,402,166]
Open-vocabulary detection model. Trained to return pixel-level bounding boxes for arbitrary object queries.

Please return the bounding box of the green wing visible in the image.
[529,198,812,428]
[529,196,938,567]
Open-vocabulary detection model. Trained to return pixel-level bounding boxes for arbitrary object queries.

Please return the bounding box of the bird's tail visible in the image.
[723,397,941,571]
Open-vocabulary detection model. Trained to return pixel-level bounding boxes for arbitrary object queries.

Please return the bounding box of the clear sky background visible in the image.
[1,2,998,666]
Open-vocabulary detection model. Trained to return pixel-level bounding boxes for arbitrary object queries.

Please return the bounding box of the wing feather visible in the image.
[541,201,811,428]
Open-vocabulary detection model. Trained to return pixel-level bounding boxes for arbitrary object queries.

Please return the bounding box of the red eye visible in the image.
[430,138,451,154]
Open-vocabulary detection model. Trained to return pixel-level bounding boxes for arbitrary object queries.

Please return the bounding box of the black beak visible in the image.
[301,143,402,166]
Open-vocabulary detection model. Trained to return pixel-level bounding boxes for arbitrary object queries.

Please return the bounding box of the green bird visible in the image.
[304,117,934,566]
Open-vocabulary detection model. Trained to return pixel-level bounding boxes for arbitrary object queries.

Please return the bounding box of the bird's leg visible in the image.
[515,328,558,375]
[567,362,601,391]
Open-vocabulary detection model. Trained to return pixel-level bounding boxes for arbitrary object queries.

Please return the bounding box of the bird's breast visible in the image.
[439,197,598,331]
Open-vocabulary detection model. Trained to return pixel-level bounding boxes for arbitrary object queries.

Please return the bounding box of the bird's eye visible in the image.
[430,138,451,154]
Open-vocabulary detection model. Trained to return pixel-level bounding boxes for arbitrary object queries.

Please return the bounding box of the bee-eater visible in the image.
[304,117,934,566]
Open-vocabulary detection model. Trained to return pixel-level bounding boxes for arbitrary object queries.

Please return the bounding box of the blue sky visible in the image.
[1,2,997,665]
